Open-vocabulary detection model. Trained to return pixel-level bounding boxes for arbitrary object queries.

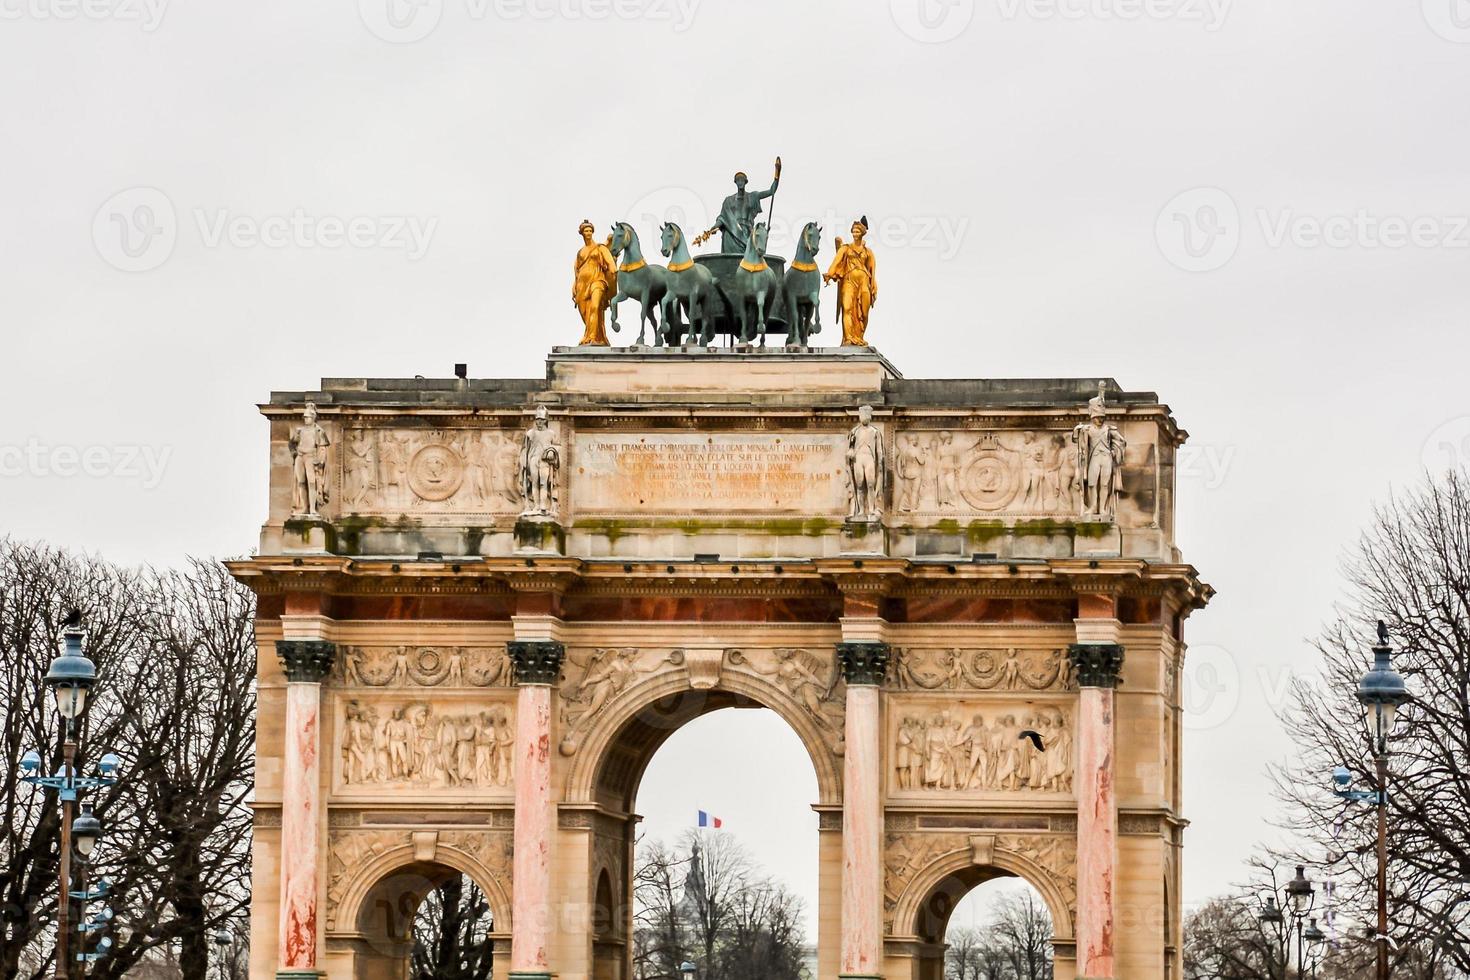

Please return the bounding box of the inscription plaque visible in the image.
[573,433,846,514]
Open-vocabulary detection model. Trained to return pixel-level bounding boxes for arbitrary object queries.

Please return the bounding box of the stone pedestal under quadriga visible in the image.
[235,348,1207,980]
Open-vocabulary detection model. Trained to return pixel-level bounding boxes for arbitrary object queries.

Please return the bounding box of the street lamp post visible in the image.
[1259,867,1316,979]
[1356,621,1409,980]
[18,614,119,980]
[678,960,697,980]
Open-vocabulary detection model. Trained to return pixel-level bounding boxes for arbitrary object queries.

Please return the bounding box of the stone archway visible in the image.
[888,837,1078,980]
[557,646,843,980]
[330,842,512,980]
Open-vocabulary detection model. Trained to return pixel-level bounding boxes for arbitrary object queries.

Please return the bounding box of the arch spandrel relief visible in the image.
[325,828,513,933]
[884,831,1079,937]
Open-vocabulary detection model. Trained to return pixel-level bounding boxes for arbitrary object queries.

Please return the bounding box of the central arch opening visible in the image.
[594,690,823,980]
[925,876,1056,980]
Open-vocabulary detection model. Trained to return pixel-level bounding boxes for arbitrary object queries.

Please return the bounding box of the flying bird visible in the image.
[1019,730,1046,752]
[62,608,82,628]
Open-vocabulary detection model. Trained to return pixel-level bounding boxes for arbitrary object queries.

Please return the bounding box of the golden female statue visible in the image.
[573,219,617,346]
[824,216,878,346]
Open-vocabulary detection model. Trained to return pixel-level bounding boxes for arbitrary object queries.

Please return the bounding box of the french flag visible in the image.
[697,810,723,829]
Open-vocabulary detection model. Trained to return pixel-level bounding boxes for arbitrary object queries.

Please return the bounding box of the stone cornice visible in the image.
[226,556,1211,611]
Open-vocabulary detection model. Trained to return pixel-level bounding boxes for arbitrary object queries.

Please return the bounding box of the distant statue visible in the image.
[824,216,878,346]
[1072,383,1126,519]
[289,402,331,516]
[519,406,560,518]
[697,158,781,254]
[573,219,617,346]
[847,404,885,522]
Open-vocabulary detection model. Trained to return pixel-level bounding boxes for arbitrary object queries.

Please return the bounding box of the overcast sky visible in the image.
[4,0,1468,940]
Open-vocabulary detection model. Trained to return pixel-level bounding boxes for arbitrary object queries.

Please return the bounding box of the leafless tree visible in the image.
[944,888,1054,980]
[0,540,255,980]
[410,873,495,980]
[1271,470,1470,976]
[631,832,806,980]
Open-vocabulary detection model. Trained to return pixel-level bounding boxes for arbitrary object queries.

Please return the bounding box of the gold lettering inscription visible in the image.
[574,434,846,513]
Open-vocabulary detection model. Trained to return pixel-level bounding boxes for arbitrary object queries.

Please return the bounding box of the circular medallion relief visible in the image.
[408,445,465,501]
[959,448,1020,512]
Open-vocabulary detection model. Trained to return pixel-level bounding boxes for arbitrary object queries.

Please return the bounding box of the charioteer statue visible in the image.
[695,157,782,254]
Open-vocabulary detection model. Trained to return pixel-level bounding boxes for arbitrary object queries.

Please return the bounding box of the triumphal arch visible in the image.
[234,336,1208,980]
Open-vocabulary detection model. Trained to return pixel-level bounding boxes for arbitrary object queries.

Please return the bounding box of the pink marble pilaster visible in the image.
[836,641,888,979]
[1069,640,1123,980]
[274,639,335,977]
[511,683,553,975]
[507,639,565,980]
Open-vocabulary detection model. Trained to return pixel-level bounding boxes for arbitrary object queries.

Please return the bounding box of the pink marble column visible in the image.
[275,640,336,979]
[507,640,565,980]
[837,642,889,979]
[1068,642,1123,980]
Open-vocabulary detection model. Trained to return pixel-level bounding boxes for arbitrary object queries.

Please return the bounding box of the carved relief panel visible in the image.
[338,427,525,518]
[337,645,513,688]
[554,646,846,759]
[889,703,1075,796]
[333,695,516,796]
[883,831,1078,929]
[889,647,1073,692]
[890,423,1155,524]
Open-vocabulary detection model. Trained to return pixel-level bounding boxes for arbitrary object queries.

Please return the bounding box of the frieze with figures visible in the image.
[889,648,1072,692]
[338,699,515,791]
[338,645,513,688]
[892,705,1074,794]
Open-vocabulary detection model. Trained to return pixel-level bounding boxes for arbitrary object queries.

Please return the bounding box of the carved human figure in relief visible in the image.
[896,708,1072,793]
[895,434,927,512]
[519,406,561,518]
[934,431,961,509]
[289,402,332,516]
[846,404,886,521]
[1072,382,1126,519]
